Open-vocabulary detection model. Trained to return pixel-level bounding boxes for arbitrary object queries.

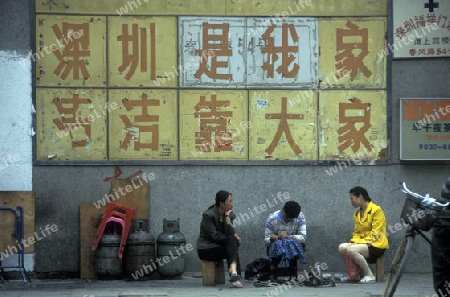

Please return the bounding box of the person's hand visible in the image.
[270,234,278,242]
[234,234,242,247]
[225,206,233,216]
[279,231,288,239]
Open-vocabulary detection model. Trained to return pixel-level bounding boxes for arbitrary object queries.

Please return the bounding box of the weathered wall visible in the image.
[1,0,450,277]
[0,0,34,272]
[31,163,450,275]
[0,0,33,191]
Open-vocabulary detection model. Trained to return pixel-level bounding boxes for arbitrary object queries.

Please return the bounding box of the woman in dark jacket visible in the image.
[197,190,243,288]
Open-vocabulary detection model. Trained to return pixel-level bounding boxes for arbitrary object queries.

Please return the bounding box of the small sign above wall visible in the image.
[392,0,450,58]
[400,98,450,160]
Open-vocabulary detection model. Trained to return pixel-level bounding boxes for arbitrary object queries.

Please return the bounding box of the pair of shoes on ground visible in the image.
[338,275,375,284]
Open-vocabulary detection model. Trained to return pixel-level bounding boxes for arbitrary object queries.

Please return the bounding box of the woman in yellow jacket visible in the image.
[338,186,389,283]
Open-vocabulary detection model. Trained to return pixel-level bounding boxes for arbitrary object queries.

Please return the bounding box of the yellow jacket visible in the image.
[350,201,389,249]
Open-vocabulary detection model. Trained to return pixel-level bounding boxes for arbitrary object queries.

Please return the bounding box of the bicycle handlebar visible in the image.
[400,182,450,208]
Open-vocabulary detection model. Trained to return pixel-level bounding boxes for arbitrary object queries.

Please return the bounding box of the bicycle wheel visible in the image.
[382,233,415,297]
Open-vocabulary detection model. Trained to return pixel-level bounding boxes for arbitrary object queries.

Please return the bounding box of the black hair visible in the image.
[283,201,301,219]
[215,190,232,207]
[441,176,450,200]
[349,186,372,202]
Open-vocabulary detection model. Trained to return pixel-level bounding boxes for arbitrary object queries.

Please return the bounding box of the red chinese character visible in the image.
[265,97,304,155]
[194,95,233,152]
[120,94,159,151]
[52,94,92,147]
[51,23,90,80]
[427,13,437,24]
[335,21,372,80]
[395,27,406,39]
[118,23,156,81]
[414,15,426,28]
[338,98,372,153]
[403,19,416,33]
[437,15,448,28]
[261,23,299,78]
[194,23,232,80]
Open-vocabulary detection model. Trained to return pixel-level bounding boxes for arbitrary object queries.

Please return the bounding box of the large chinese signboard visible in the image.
[35,0,388,163]
[400,98,450,160]
[393,0,450,58]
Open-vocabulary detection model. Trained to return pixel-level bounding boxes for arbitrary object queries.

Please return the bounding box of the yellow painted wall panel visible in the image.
[34,1,389,163]
[109,89,178,160]
[319,18,387,89]
[226,0,386,16]
[35,15,106,87]
[108,16,177,87]
[319,90,387,161]
[180,90,248,160]
[35,0,226,15]
[249,90,318,160]
[36,88,107,160]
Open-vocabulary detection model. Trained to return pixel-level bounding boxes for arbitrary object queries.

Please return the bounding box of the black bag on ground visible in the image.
[244,258,270,281]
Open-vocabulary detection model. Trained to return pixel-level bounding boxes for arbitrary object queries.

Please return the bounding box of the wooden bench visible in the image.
[375,255,384,282]
[201,260,225,286]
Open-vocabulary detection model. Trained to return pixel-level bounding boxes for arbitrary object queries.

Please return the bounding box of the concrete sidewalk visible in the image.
[0,273,438,297]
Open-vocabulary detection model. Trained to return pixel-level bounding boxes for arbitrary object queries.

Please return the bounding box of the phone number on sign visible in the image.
[419,144,450,150]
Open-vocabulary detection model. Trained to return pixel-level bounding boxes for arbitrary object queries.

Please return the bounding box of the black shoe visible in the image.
[230,272,241,282]
[286,278,302,287]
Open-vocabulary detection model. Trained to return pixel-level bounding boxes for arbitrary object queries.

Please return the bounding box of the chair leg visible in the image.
[376,256,384,282]
[92,216,109,251]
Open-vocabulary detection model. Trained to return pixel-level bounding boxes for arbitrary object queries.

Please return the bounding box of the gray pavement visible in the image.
[0,273,438,297]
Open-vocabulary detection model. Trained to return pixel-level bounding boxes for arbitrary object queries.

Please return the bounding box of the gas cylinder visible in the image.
[156,218,186,278]
[95,234,123,279]
[130,218,149,233]
[124,219,156,278]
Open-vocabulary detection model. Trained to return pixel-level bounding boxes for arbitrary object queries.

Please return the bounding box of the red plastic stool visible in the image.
[106,216,126,232]
[92,202,135,258]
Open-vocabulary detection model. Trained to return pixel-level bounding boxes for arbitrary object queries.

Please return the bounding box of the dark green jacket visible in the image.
[197,205,236,250]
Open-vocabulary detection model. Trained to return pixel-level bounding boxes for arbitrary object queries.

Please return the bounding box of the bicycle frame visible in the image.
[409,225,450,266]
[383,183,450,297]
